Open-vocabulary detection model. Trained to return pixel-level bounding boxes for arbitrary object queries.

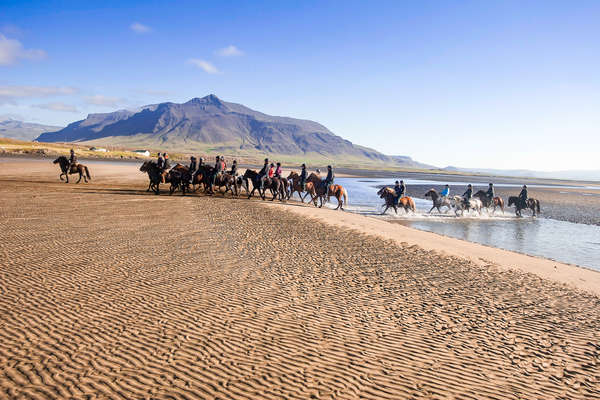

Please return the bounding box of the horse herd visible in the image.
[138,160,349,210]
[378,186,541,217]
[52,156,540,217]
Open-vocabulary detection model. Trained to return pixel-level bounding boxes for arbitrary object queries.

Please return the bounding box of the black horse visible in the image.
[508,196,540,217]
[242,169,284,201]
[53,156,91,183]
[140,161,162,194]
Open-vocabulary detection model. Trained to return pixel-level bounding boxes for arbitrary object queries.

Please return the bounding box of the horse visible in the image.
[508,196,540,217]
[140,160,162,194]
[451,195,482,216]
[53,156,91,183]
[424,189,453,214]
[166,164,191,195]
[377,187,415,214]
[286,171,315,202]
[242,169,284,201]
[211,171,240,196]
[473,190,504,214]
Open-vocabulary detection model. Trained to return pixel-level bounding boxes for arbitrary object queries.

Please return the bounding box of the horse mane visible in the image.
[474,190,486,196]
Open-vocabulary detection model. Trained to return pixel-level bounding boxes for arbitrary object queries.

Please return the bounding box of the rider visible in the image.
[66,149,77,172]
[188,156,197,184]
[211,155,223,192]
[268,163,275,178]
[300,163,307,191]
[393,180,404,205]
[163,153,170,169]
[463,184,473,207]
[486,183,495,203]
[519,185,528,208]
[220,155,226,171]
[274,162,282,178]
[440,184,450,197]
[258,158,269,190]
[157,152,164,169]
[228,160,238,176]
[324,165,335,195]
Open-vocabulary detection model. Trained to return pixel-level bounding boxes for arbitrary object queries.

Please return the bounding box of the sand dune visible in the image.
[0,159,599,399]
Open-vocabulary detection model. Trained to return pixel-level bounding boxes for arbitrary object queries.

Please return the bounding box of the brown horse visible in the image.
[166,164,192,195]
[53,156,91,183]
[473,190,505,214]
[242,169,285,201]
[377,187,416,214]
[508,196,540,217]
[305,173,348,210]
[286,171,315,202]
[140,160,162,194]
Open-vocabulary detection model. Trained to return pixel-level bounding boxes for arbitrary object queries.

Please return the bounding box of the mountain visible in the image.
[444,166,600,182]
[0,120,64,141]
[36,95,425,166]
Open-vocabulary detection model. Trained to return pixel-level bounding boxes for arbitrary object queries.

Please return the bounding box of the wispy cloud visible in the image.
[216,45,244,57]
[0,85,77,104]
[32,102,79,113]
[130,22,151,34]
[84,95,124,107]
[188,59,220,74]
[0,34,46,66]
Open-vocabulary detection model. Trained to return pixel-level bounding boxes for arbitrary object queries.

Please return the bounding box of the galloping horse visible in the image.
[305,173,348,210]
[211,171,240,196]
[242,169,285,201]
[424,189,452,214]
[451,195,482,216]
[140,161,162,194]
[508,196,540,217]
[377,187,415,214]
[166,164,192,195]
[286,171,315,202]
[473,190,504,214]
[53,156,91,183]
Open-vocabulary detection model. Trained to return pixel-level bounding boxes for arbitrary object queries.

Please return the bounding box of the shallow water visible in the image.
[319,178,600,270]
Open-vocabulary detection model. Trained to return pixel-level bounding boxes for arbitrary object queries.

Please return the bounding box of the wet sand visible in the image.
[1,160,600,399]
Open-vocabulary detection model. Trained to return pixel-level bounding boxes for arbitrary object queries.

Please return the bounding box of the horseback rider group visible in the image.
[393,180,406,205]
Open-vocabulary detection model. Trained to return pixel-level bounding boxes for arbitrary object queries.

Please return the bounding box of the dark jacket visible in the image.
[486,187,495,198]
[395,184,405,197]
[214,161,223,173]
[258,162,269,176]
[69,153,77,164]
[519,188,528,200]
[300,167,307,181]
[163,158,170,170]
[325,169,335,183]
[157,156,164,169]
[229,163,238,176]
[189,160,197,173]
[463,187,472,198]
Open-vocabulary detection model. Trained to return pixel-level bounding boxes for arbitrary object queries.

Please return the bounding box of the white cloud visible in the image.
[0,85,78,104]
[130,22,151,34]
[32,102,79,113]
[188,59,220,74]
[84,95,124,107]
[216,45,243,57]
[0,34,46,66]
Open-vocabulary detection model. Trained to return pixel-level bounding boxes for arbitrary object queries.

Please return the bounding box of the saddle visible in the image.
[68,164,79,173]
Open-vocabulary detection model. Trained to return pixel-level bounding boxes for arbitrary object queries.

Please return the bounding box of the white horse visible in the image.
[451,195,482,216]
[424,189,453,214]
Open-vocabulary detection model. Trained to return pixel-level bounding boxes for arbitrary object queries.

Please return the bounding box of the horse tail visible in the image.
[85,166,91,180]
[343,188,348,205]
[536,200,540,213]
[410,198,416,212]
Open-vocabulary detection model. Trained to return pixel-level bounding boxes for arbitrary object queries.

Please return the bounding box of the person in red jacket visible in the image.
[268,163,275,178]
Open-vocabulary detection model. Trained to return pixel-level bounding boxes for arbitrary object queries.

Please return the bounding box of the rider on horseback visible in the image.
[157,152,164,169]
[67,149,77,172]
[229,160,238,176]
[163,153,170,169]
[463,184,473,208]
[258,158,269,190]
[300,163,307,191]
[188,156,197,184]
[440,184,450,197]
[324,165,335,195]
[274,162,282,178]
[394,180,405,205]
[519,185,528,208]
[211,155,223,192]
[486,183,495,204]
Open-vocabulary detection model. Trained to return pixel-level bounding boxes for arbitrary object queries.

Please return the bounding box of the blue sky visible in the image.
[1,0,599,170]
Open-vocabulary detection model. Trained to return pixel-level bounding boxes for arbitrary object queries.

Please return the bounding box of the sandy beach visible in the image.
[1,159,599,399]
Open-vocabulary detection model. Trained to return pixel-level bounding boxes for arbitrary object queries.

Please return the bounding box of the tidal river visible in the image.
[320,177,600,271]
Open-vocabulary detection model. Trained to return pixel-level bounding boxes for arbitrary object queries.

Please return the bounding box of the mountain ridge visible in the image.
[0,119,64,141]
[36,95,430,167]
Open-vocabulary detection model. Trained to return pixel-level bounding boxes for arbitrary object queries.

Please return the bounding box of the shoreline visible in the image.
[268,201,600,296]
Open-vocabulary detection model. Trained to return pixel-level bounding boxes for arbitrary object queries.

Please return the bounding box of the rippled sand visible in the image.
[1,160,599,399]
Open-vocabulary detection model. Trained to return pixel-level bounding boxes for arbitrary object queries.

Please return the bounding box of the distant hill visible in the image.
[0,120,63,141]
[36,95,428,167]
[444,166,600,182]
